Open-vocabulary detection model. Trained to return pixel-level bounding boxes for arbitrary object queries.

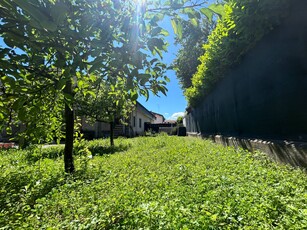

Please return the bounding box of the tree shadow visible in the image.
[25,142,131,163]
[0,170,66,226]
[89,143,131,157]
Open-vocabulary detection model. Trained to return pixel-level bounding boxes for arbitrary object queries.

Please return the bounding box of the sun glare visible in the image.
[134,0,146,5]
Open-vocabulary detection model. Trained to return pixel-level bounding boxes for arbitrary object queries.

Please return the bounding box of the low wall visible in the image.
[187,133,307,169]
[185,1,307,168]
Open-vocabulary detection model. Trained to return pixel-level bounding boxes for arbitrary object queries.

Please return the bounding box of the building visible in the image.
[81,101,155,139]
[151,112,165,124]
[129,101,155,136]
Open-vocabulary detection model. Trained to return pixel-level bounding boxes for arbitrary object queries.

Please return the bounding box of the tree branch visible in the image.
[146,1,207,13]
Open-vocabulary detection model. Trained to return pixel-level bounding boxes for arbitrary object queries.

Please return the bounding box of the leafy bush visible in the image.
[186,0,291,106]
[0,136,306,229]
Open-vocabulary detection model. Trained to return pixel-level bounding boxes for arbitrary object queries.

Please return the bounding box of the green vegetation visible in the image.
[1,136,306,229]
[173,19,214,90]
[186,0,292,106]
[0,0,222,173]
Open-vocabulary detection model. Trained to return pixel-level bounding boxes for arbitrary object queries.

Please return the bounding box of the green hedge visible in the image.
[186,0,291,106]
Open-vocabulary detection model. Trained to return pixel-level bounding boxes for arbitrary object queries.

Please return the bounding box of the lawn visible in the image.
[0,135,306,229]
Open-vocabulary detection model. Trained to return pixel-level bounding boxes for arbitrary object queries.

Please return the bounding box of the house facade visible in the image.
[151,112,165,124]
[129,101,155,136]
[80,101,155,139]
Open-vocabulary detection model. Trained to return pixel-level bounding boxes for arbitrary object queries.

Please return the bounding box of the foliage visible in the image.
[1,136,306,229]
[0,0,224,172]
[173,12,216,90]
[0,0,172,172]
[75,76,135,126]
[185,0,291,106]
[177,116,183,124]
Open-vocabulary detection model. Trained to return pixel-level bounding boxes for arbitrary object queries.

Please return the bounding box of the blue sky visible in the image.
[138,18,186,120]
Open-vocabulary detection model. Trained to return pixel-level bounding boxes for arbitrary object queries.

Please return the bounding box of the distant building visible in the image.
[129,101,155,136]
[81,101,155,139]
[151,112,165,124]
[163,120,177,125]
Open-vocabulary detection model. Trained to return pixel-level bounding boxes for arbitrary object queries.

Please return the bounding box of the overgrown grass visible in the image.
[0,135,306,229]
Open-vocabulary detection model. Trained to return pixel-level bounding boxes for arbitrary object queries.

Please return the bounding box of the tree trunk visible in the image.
[110,121,114,147]
[64,79,75,173]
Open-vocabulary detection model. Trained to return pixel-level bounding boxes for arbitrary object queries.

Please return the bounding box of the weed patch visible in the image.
[0,136,306,229]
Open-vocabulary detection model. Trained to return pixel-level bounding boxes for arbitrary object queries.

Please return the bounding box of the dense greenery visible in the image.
[174,19,214,90]
[0,0,222,173]
[1,136,306,229]
[0,0,174,172]
[185,0,291,106]
[75,76,136,146]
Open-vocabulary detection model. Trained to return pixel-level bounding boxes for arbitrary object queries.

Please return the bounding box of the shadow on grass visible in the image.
[88,144,131,157]
[25,146,64,163]
[25,143,131,163]
[0,171,66,225]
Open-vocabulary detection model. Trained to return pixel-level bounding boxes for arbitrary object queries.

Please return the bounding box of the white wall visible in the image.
[152,115,164,124]
[130,108,153,135]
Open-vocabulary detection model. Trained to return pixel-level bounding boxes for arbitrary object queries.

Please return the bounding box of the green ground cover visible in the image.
[0,135,306,229]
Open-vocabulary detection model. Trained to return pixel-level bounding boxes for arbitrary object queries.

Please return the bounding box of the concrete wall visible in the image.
[187,1,307,142]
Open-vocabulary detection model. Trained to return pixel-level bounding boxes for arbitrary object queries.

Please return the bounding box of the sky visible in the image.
[138,18,187,121]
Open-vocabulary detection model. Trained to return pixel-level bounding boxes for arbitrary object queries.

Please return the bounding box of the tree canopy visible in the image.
[174,18,215,90]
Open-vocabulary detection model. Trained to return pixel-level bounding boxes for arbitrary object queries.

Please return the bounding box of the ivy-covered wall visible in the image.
[186,1,307,142]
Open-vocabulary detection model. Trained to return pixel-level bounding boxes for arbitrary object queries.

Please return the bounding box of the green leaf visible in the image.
[171,19,182,40]
[200,8,214,23]
[138,74,151,86]
[56,78,67,90]
[14,0,58,32]
[148,38,165,50]
[50,2,68,25]
[208,4,225,19]
[18,107,27,122]
[130,91,138,101]
[164,76,170,83]
[190,18,198,27]
[151,27,162,36]
[160,29,169,36]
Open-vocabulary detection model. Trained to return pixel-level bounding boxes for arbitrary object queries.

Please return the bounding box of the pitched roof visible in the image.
[136,101,155,119]
[151,111,165,119]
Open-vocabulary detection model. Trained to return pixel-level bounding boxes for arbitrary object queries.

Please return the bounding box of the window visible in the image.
[139,118,142,128]
[133,116,136,127]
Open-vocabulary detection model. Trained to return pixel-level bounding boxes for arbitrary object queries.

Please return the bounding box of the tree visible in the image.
[177,116,183,125]
[75,76,135,147]
[0,0,221,173]
[173,1,225,90]
[0,0,168,173]
[174,19,215,90]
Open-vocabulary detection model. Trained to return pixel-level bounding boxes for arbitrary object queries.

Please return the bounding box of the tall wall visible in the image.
[187,1,307,142]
